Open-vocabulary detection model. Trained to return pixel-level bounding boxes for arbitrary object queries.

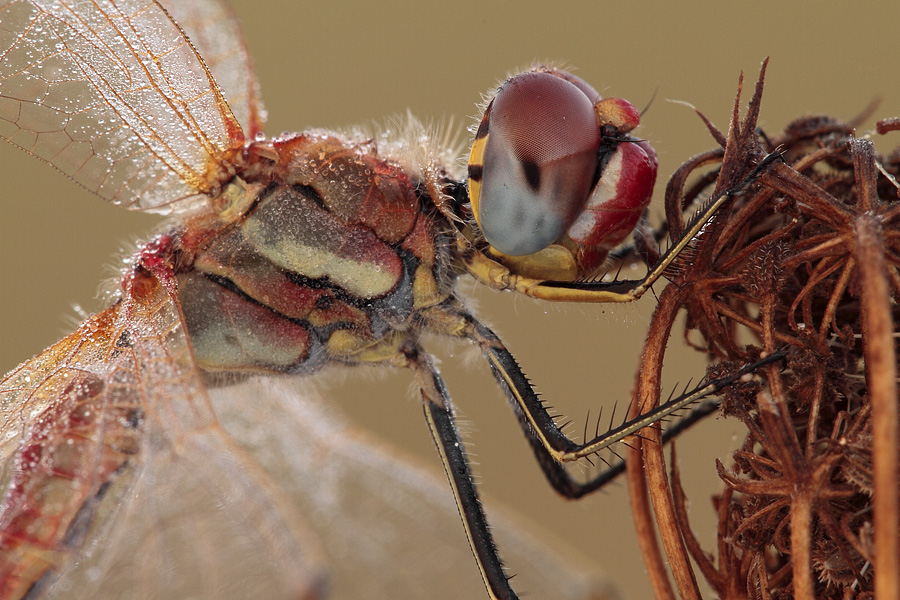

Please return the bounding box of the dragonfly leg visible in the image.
[422,302,617,498]
[463,317,616,499]
[424,302,786,498]
[404,346,518,600]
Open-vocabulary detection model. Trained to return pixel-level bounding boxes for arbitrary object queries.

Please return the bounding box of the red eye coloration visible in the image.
[568,138,657,274]
[475,71,601,256]
[468,67,657,280]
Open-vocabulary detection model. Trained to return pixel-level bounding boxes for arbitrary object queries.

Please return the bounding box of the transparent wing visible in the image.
[161,0,265,138]
[0,272,609,600]
[204,380,611,600]
[50,379,609,600]
[0,270,323,599]
[0,0,244,212]
[202,378,612,600]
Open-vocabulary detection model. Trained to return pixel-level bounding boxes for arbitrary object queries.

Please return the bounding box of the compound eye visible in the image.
[471,71,601,256]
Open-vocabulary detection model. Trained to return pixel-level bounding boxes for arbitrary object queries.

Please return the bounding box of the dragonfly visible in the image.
[0,1,758,598]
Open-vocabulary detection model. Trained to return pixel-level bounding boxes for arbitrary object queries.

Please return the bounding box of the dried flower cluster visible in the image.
[624,60,900,599]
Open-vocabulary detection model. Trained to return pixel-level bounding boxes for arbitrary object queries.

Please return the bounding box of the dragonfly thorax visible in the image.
[175,133,457,375]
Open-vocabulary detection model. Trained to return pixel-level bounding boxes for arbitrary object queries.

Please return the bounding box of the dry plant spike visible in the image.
[625,60,773,600]
[626,56,900,598]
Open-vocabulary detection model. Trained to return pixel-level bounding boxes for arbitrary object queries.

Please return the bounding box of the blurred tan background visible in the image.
[1,1,898,597]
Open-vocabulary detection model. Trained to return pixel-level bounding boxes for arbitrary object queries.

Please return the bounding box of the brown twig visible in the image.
[624,59,900,598]
[853,140,900,600]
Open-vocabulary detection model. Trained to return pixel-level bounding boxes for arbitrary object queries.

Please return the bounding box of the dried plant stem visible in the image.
[628,284,701,599]
[626,441,676,600]
[856,215,900,600]
[759,276,816,598]
[789,488,815,599]
[851,137,900,600]
[623,64,900,597]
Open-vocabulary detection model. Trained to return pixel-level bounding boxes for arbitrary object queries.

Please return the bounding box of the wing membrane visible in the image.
[162,0,265,137]
[208,378,608,600]
[0,270,323,599]
[0,0,244,212]
[0,273,606,599]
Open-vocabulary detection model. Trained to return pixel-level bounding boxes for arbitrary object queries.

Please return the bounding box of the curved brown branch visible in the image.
[624,60,900,598]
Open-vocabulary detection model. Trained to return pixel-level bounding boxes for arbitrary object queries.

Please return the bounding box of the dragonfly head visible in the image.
[466,67,657,281]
